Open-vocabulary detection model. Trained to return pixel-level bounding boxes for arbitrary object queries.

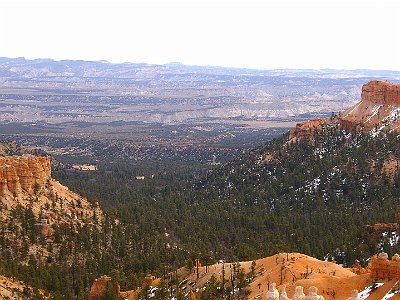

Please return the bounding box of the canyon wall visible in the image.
[0,155,51,198]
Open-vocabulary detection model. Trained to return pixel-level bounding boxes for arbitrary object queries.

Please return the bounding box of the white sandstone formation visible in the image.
[279,285,289,300]
[292,286,306,300]
[305,286,324,300]
[266,283,279,300]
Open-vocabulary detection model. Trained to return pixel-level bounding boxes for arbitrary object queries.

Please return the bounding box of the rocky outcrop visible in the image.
[292,286,306,300]
[289,81,400,142]
[0,155,51,198]
[89,275,120,300]
[361,80,400,105]
[305,286,324,300]
[364,223,399,234]
[289,118,330,142]
[369,252,400,280]
[339,80,400,131]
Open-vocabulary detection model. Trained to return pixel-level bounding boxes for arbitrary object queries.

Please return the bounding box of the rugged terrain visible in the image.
[0,154,103,228]
[92,252,400,300]
[290,80,400,141]
[0,151,105,299]
[79,80,400,299]
[1,57,400,160]
[2,80,400,299]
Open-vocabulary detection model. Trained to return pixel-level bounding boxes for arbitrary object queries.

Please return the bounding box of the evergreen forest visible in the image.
[1,127,400,299]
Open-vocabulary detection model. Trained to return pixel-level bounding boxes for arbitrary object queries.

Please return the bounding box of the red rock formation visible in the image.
[35,219,55,238]
[369,253,400,280]
[0,155,51,198]
[289,81,400,142]
[89,275,121,300]
[289,119,328,142]
[339,81,400,131]
[361,80,400,105]
[0,179,9,195]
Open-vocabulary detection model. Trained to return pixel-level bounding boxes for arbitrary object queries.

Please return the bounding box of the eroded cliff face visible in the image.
[289,81,400,142]
[339,80,400,131]
[0,155,51,198]
[361,80,400,105]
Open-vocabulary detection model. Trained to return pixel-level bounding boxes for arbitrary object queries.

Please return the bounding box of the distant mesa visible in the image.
[289,80,400,141]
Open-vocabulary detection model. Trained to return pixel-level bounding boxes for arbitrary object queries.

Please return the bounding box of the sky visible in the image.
[0,0,399,70]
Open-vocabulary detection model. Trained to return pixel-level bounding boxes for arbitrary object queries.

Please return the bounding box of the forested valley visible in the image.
[47,127,400,295]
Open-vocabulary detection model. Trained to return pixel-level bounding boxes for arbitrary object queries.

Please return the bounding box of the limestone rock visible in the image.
[361,80,400,105]
[392,254,400,262]
[266,282,279,300]
[305,286,324,300]
[369,252,400,279]
[279,285,289,300]
[288,118,327,142]
[292,286,306,300]
[89,275,120,300]
[378,252,389,260]
[339,81,400,131]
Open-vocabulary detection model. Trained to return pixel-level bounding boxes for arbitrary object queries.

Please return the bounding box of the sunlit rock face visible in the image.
[361,80,400,105]
[0,155,51,198]
[289,81,400,142]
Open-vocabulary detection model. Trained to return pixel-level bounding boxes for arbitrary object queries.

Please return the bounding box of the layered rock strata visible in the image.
[0,155,51,198]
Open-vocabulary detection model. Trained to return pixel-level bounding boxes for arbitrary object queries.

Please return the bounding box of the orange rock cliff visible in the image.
[290,80,400,141]
[361,80,400,105]
[0,155,51,198]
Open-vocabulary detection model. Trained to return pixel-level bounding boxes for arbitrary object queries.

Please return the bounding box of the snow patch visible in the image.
[345,100,364,117]
[358,283,384,299]
[366,105,383,123]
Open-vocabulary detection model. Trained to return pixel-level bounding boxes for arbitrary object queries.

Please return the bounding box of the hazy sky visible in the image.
[0,0,399,70]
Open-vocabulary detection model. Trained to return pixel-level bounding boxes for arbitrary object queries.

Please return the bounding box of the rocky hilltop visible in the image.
[0,154,103,226]
[290,80,400,141]
[361,80,400,105]
[0,155,51,198]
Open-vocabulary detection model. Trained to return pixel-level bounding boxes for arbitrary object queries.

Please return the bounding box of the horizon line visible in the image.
[1,56,400,73]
